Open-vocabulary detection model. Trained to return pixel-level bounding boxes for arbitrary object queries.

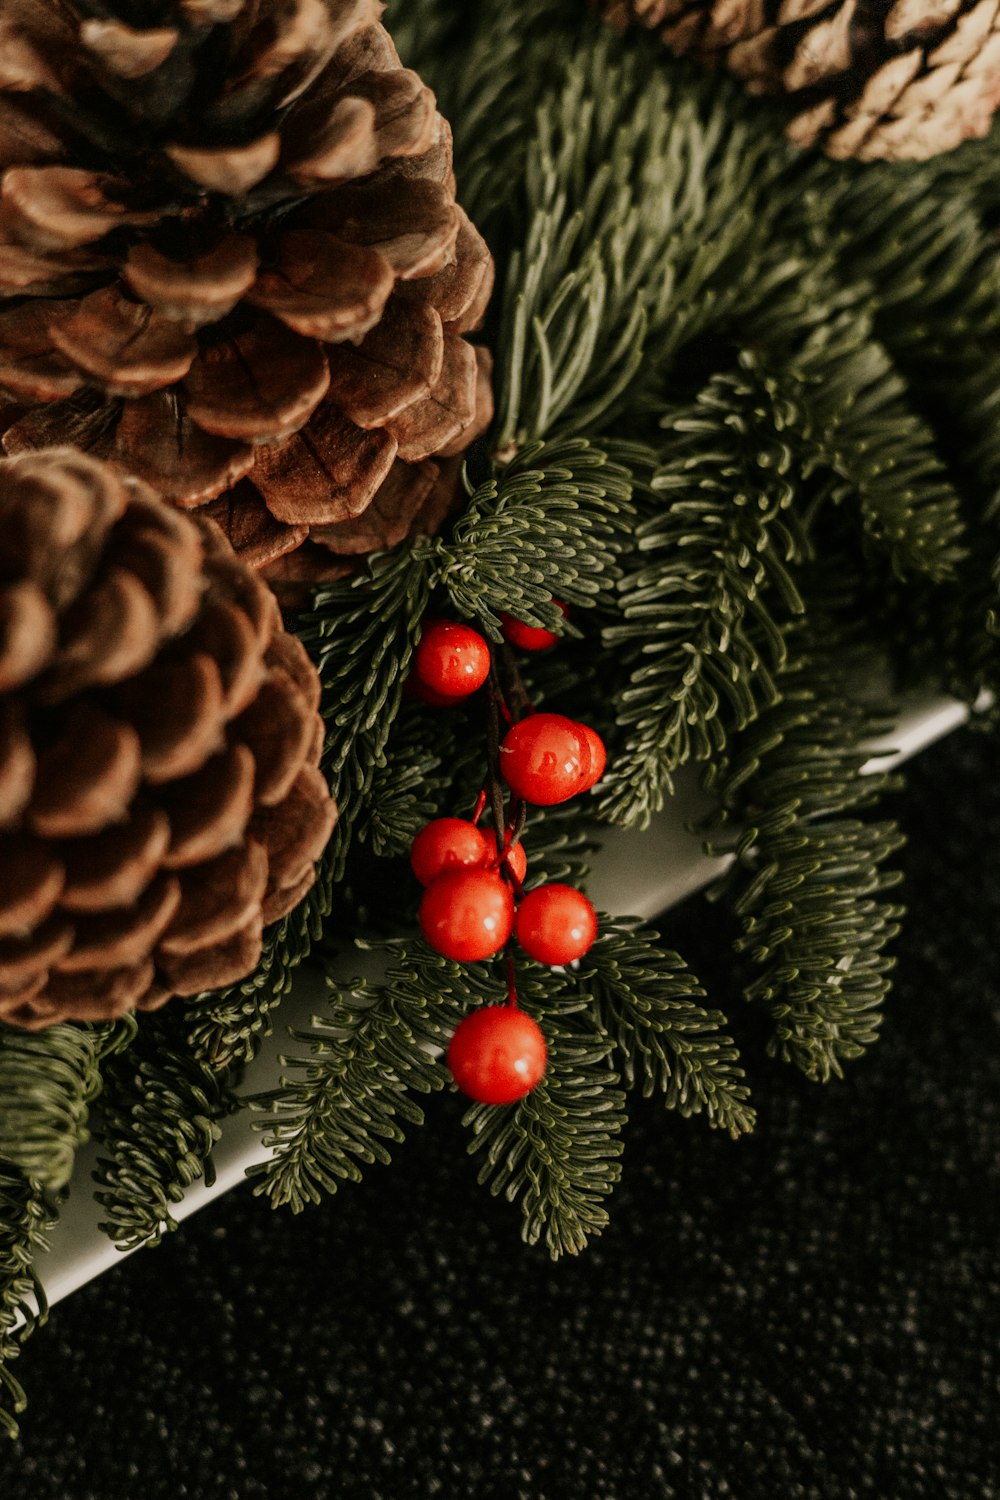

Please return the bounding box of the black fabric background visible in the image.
[1,727,997,1499]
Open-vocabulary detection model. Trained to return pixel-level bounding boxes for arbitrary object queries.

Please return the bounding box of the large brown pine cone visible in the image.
[603,1,1000,161]
[0,1,494,597]
[0,448,337,1031]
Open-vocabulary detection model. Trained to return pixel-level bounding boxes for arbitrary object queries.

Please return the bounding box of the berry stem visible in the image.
[495,642,534,720]
[485,671,509,853]
[485,658,528,896]
[470,788,488,825]
[505,948,519,1009]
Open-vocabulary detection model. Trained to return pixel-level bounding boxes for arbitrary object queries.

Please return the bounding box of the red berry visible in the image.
[414,619,490,699]
[499,713,592,805]
[483,830,528,883]
[419,868,515,961]
[410,818,490,887]
[576,723,607,790]
[515,884,598,965]
[447,1006,548,1104]
[500,601,568,653]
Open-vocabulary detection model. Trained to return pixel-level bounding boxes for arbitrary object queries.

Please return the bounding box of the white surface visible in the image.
[27,688,972,1313]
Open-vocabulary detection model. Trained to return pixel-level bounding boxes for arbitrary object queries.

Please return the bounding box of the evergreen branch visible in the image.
[0,1167,59,1440]
[0,1022,119,1192]
[599,365,808,827]
[93,1013,235,1251]
[356,703,449,860]
[769,310,967,583]
[295,545,433,880]
[246,958,459,1212]
[707,625,905,1083]
[580,920,755,1137]
[463,1003,626,1260]
[435,437,635,639]
[831,161,1000,504]
[481,33,782,451]
[247,942,623,1257]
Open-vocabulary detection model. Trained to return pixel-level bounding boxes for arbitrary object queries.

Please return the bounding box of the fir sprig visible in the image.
[488,36,783,452]
[599,364,808,827]
[296,544,433,880]
[582,920,755,1137]
[463,1007,626,1259]
[763,309,967,583]
[93,1013,236,1250]
[247,948,629,1254]
[0,1020,130,1193]
[436,437,635,638]
[707,624,905,1082]
[0,1168,59,1439]
[246,951,463,1212]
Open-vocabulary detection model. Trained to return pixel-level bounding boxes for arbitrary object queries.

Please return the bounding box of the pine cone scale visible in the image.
[182,319,330,443]
[123,236,260,327]
[158,910,262,996]
[118,651,227,784]
[0,579,56,690]
[79,19,181,80]
[0,834,63,938]
[49,287,199,397]
[324,298,444,428]
[158,742,258,869]
[0,302,83,402]
[157,838,269,957]
[59,802,172,912]
[245,231,395,343]
[252,405,397,524]
[199,482,308,566]
[109,392,256,507]
[282,94,379,186]
[30,705,142,838]
[0,699,35,824]
[43,961,156,1024]
[1,167,157,253]
[58,871,182,972]
[612,0,1000,160]
[0,914,74,988]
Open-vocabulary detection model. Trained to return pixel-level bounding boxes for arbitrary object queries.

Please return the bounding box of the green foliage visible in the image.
[247,950,462,1212]
[599,363,808,827]
[250,930,753,1257]
[93,1013,236,1251]
[483,34,784,452]
[0,1020,130,1192]
[435,437,635,638]
[462,1007,626,1259]
[582,921,754,1137]
[297,545,434,881]
[183,865,333,1073]
[0,1168,58,1438]
[762,307,966,583]
[706,623,905,1083]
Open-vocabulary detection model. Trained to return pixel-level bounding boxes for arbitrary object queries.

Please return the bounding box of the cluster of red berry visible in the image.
[406,612,605,1108]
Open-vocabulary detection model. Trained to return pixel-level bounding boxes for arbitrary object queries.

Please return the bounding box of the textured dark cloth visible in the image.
[1,727,998,1499]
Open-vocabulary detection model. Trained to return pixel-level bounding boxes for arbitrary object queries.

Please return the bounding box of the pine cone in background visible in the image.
[603,1,1000,161]
[0,1,494,601]
[0,449,337,1032]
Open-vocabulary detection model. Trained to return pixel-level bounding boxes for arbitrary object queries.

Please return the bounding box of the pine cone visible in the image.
[0,1,494,595]
[0,448,337,1032]
[604,1,1000,161]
